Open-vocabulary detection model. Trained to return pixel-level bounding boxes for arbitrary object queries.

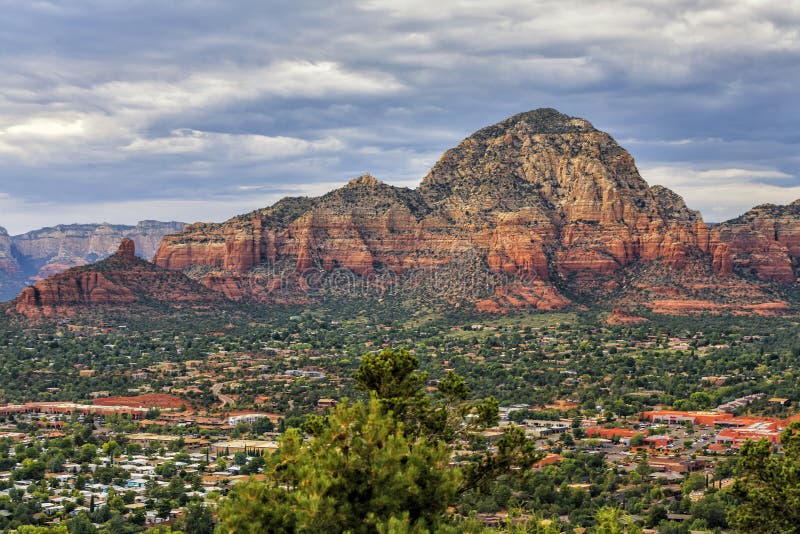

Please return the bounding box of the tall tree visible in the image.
[218,348,540,531]
[183,502,214,534]
[354,348,427,419]
[354,348,498,442]
[216,398,459,533]
[728,422,800,533]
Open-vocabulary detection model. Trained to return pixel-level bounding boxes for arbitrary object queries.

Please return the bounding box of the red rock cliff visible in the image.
[714,200,800,283]
[154,109,732,308]
[13,239,221,319]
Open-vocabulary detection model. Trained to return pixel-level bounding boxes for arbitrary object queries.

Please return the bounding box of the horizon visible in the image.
[1,1,799,233]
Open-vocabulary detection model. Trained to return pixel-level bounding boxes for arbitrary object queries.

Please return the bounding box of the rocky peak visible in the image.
[649,185,702,222]
[318,174,429,218]
[346,174,382,188]
[725,200,800,224]
[716,199,800,283]
[0,227,8,237]
[117,238,136,259]
[418,107,665,229]
[473,108,596,139]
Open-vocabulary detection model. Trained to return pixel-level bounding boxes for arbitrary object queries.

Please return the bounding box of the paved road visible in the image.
[211,382,235,407]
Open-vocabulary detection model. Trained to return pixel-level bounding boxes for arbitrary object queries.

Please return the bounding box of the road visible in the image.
[211,382,235,407]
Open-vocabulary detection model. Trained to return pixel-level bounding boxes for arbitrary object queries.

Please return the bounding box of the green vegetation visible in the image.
[728,423,800,533]
[0,300,798,531]
[218,399,458,532]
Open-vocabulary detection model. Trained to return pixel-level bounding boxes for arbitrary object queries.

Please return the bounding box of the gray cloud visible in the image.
[0,0,798,232]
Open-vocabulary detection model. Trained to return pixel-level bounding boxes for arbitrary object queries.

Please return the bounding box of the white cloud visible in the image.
[0,60,403,165]
[90,61,405,117]
[620,137,724,146]
[357,0,800,84]
[4,118,85,138]
[124,129,345,161]
[644,166,793,186]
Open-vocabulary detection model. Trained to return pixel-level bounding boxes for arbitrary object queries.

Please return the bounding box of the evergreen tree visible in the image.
[728,422,800,533]
[216,398,459,533]
[183,502,214,534]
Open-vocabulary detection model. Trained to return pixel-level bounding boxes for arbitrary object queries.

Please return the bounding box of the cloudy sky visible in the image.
[0,0,798,233]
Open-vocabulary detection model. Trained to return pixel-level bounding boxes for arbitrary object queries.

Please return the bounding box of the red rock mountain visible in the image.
[0,220,186,301]
[11,109,800,317]
[12,239,221,319]
[714,200,800,284]
[153,109,745,310]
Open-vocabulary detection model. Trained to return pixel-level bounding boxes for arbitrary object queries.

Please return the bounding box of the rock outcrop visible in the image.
[16,109,800,317]
[606,309,649,325]
[0,220,185,301]
[416,109,722,284]
[117,238,136,259]
[0,227,18,275]
[715,200,800,283]
[12,239,221,319]
[153,109,741,310]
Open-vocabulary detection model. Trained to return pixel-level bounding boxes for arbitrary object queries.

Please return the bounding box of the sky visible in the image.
[0,0,798,234]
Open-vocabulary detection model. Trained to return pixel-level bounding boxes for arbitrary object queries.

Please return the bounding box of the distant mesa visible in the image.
[0,220,186,301]
[9,109,800,318]
[10,239,221,320]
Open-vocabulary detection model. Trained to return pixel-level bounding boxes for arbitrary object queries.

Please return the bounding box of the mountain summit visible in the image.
[11,109,799,318]
[150,108,731,310]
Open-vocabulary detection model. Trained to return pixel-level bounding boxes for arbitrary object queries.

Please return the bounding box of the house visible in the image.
[317,399,338,410]
[227,413,270,426]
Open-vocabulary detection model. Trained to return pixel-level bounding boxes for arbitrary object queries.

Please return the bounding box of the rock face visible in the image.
[416,110,721,285]
[0,220,185,301]
[715,201,800,283]
[0,227,19,275]
[12,239,221,319]
[17,109,800,316]
[153,109,741,310]
[117,238,136,259]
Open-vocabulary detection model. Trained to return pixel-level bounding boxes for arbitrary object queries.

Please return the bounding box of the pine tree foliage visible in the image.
[216,398,459,533]
[728,422,800,533]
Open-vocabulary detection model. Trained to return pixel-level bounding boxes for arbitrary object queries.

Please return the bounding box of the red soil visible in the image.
[92,393,187,410]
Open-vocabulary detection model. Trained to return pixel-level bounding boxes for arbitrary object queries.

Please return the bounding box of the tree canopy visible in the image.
[728,422,800,533]
[216,398,459,533]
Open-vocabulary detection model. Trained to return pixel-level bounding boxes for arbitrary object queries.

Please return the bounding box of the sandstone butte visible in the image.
[715,200,800,284]
[0,220,187,299]
[12,239,221,319]
[9,109,800,318]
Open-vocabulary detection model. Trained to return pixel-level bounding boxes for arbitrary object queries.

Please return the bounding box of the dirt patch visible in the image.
[648,299,791,316]
[606,308,649,325]
[93,393,187,410]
